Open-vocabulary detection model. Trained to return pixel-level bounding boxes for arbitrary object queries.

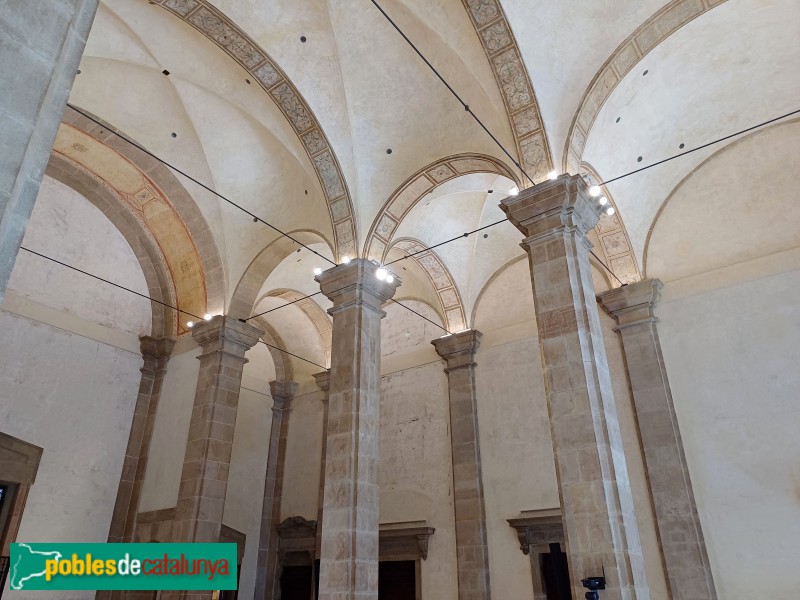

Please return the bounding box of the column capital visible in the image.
[316,258,400,316]
[598,278,663,329]
[431,329,482,372]
[269,380,298,411]
[191,315,263,359]
[313,370,331,395]
[139,335,176,372]
[499,174,603,242]
[139,335,176,360]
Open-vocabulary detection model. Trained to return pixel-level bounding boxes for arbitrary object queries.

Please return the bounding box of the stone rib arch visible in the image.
[563,0,729,174]
[581,163,641,285]
[251,317,294,383]
[387,238,466,334]
[154,0,357,259]
[364,153,518,261]
[459,0,554,183]
[257,288,332,367]
[44,108,226,337]
[61,106,226,317]
[44,154,175,338]
[230,229,334,320]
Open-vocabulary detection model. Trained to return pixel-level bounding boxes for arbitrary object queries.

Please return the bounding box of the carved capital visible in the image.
[139,336,176,372]
[431,329,482,372]
[313,370,331,396]
[269,380,299,411]
[499,174,602,243]
[191,315,263,359]
[316,259,400,316]
[598,278,663,329]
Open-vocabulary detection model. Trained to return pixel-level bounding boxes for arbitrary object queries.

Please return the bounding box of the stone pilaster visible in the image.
[107,336,176,543]
[432,330,491,600]
[500,175,650,600]
[0,0,99,303]
[316,259,400,600]
[314,370,331,560]
[255,380,298,600]
[599,279,717,600]
[166,316,262,600]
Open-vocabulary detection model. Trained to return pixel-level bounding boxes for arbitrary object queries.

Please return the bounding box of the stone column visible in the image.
[431,330,491,600]
[314,370,331,562]
[107,336,176,548]
[166,316,262,600]
[599,279,717,600]
[500,175,649,600]
[0,0,99,302]
[316,259,400,600]
[255,380,298,600]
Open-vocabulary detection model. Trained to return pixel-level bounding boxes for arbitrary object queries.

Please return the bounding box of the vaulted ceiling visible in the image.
[57,0,800,358]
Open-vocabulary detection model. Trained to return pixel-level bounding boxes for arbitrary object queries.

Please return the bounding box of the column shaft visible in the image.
[316,259,399,600]
[167,316,262,600]
[107,336,176,547]
[599,280,717,600]
[314,370,331,563]
[255,380,298,600]
[432,330,491,600]
[500,175,649,600]
[0,0,98,302]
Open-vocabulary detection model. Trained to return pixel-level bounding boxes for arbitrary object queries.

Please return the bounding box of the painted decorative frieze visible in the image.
[154,0,357,259]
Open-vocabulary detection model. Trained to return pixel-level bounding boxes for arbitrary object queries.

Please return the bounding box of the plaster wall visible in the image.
[476,336,556,600]
[657,267,800,600]
[279,389,325,522]
[6,176,150,335]
[223,386,272,600]
[0,311,141,600]
[139,344,201,512]
[380,361,458,600]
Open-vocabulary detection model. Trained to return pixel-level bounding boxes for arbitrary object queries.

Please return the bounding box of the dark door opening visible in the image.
[540,544,572,600]
[281,565,313,600]
[379,560,416,600]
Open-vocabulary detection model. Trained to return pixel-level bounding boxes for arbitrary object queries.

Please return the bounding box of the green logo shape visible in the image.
[10,543,237,591]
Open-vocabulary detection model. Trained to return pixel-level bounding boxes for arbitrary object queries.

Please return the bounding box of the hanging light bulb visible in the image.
[599,196,608,206]
[204,313,212,321]
[376,267,387,281]
[187,321,195,328]
[313,267,323,275]
[341,255,351,264]
[386,275,394,283]
[508,186,520,196]
[589,185,601,197]
[548,170,558,180]
[606,206,616,216]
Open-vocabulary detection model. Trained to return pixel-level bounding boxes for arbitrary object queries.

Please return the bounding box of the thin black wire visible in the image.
[384,110,800,284]
[22,245,328,367]
[66,103,336,267]
[245,290,324,322]
[20,246,204,320]
[599,109,800,186]
[389,298,450,334]
[369,0,536,188]
[259,340,326,370]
